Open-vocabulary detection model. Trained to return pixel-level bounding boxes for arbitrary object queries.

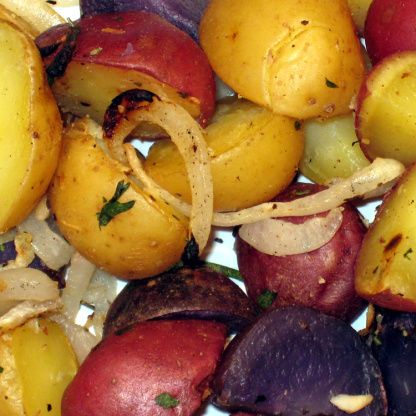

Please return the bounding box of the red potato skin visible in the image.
[74,12,215,126]
[237,184,367,322]
[365,0,416,64]
[62,320,227,416]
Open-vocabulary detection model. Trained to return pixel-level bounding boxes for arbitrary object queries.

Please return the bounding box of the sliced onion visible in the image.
[49,312,99,364]
[0,299,62,333]
[18,212,74,271]
[61,252,96,322]
[0,267,59,302]
[105,94,213,253]
[126,153,404,227]
[213,158,405,226]
[34,195,50,221]
[239,208,343,256]
[1,232,35,270]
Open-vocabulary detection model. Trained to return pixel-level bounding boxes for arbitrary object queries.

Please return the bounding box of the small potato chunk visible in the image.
[356,51,416,166]
[0,20,62,232]
[200,0,365,119]
[355,164,416,311]
[0,318,78,416]
[300,113,370,184]
[145,99,304,211]
[49,118,188,279]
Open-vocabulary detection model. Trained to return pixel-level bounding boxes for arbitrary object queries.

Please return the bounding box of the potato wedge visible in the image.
[200,0,365,119]
[0,20,62,232]
[49,118,188,279]
[145,99,304,211]
[355,164,416,311]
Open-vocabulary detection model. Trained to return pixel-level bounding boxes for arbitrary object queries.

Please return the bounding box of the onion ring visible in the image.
[103,90,213,254]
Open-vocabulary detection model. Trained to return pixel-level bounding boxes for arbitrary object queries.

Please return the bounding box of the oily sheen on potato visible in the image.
[200,0,365,119]
[0,19,61,232]
[49,118,188,279]
[144,99,304,211]
[355,164,416,311]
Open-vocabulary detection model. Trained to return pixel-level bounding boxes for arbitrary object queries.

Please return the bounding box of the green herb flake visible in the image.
[155,393,179,409]
[96,181,135,228]
[257,290,277,309]
[325,78,338,88]
[0,366,3,374]
[0,243,4,252]
[404,248,413,259]
[89,47,103,56]
[294,120,302,131]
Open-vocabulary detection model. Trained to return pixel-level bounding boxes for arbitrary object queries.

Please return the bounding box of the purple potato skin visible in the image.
[237,183,367,322]
[79,0,209,41]
[366,307,416,416]
[213,306,387,416]
[103,265,258,337]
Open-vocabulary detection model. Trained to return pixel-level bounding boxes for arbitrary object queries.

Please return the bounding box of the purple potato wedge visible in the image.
[103,265,258,337]
[79,0,209,41]
[213,306,387,416]
[366,307,416,416]
[237,183,367,322]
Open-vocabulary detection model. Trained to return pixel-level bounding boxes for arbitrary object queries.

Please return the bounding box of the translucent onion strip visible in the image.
[0,268,59,302]
[0,299,62,333]
[107,97,213,253]
[18,212,74,270]
[239,208,343,256]
[126,153,404,227]
[61,252,96,322]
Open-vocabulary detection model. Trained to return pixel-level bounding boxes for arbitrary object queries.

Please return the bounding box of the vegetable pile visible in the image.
[1,0,416,415]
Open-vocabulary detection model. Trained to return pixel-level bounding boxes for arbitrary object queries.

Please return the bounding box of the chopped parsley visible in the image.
[293,189,311,197]
[155,393,179,409]
[404,248,413,259]
[257,290,277,309]
[96,181,135,228]
[89,47,103,56]
[325,78,338,88]
[0,366,3,374]
[0,243,4,252]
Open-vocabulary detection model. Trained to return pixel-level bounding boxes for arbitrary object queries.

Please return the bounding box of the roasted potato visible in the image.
[237,183,367,322]
[355,163,416,311]
[0,318,78,416]
[213,306,387,415]
[300,113,370,184]
[145,99,304,211]
[0,19,62,232]
[200,0,365,119]
[62,320,227,416]
[356,51,416,166]
[48,118,188,279]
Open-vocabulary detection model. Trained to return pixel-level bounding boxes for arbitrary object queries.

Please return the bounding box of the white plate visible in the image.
[53,3,375,415]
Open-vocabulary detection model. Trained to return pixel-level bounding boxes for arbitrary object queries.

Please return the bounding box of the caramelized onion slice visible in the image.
[18,212,74,270]
[214,158,405,226]
[104,90,213,253]
[239,208,344,256]
[126,152,404,228]
[0,267,59,302]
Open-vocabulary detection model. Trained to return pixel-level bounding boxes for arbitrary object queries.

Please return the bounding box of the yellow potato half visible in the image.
[0,318,78,416]
[49,118,188,279]
[0,20,62,232]
[200,0,365,119]
[145,99,304,211]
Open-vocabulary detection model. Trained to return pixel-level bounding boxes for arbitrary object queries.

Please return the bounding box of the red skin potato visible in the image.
[38,11,215,126]
[236,183,367,322]
[62,320,227,416]
[365,0,416,64]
